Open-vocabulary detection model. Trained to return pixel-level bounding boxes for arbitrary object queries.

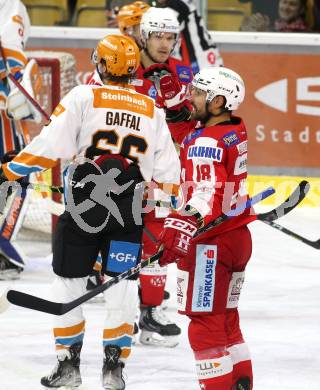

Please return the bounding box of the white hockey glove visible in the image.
[6,59,42,123]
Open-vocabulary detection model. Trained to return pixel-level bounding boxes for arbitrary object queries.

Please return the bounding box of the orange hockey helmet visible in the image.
[116,1,150,33]
[93,34,140,77]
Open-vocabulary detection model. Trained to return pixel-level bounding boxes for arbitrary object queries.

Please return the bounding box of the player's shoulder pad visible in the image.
[183,128,204,145]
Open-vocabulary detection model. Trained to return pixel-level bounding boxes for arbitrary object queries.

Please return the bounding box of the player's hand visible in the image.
[143,64,188,109]
[0,150,19,164]
[157,213,199,267]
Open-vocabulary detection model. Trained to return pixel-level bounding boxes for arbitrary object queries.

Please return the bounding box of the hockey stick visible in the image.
[0,42,50,122]
[3,186,275,315]
[256,180,320,249]
[262,220,320,249]
[257,180,310,222]
[1,181,309,315]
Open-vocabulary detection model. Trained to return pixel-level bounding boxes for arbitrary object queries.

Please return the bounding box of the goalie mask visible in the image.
[92,34,140,78]
[191,67,245,111]
[140,7,180,48]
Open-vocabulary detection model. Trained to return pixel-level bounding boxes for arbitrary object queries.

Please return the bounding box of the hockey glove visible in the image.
[6,59,42,123]
[0,150,19,164]
[0,150,18,185]
[157,213,200,267]
[143,63,189,110]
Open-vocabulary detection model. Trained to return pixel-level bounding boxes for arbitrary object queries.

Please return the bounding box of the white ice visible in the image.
[0,207,320,390]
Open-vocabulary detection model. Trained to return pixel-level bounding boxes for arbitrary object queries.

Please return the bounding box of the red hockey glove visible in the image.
[143,64,188,109]
[157,213,199,267]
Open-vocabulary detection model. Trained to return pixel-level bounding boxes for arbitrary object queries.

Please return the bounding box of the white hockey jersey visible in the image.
[0,0,30,109]
[3,84,180,187]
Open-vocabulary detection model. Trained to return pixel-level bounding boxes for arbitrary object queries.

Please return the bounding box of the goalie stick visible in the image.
[0,42,50,122]
[1,181,309,315]
[3,186,274,315]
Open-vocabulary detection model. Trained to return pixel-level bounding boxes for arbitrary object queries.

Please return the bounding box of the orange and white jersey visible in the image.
[0,0,30,76]
[0,0,30,110]
[3,84,180,186]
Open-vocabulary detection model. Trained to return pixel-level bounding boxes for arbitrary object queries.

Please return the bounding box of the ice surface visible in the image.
[0,208,319,390]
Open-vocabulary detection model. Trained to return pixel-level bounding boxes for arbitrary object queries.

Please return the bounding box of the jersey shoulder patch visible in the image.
[183,128,204,145]
[221,130,240,147]
[175,65,193,83]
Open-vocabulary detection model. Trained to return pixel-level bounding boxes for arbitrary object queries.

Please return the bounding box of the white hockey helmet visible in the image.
[192,67,245,111]
[140,7,180,45]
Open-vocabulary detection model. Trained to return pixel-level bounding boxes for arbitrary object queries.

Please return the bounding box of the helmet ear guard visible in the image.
[192,67,245,111]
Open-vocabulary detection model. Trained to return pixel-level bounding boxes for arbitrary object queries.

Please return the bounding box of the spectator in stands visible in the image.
[241,0,310,32]
[106,0,135,26]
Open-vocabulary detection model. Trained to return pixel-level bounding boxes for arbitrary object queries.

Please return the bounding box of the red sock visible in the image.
[228,342,253,389]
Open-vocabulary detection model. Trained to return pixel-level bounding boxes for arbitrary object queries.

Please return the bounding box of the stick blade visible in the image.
[7,290,63,315]
[258,180,310,222]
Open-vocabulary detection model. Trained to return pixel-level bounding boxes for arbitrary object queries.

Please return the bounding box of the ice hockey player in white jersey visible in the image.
[0,0,41,280]
[1,34,180,389]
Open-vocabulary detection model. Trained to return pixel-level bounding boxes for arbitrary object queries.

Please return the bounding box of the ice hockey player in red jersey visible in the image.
[155,0,224,74]
[157,66,255,390]
[101,2,194,347]
[134,5,192,348]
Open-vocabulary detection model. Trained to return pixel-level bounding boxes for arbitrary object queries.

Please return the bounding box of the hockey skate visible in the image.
[102,345,125,390]
[0,254,23,280]
[232,377,251,390]
[160,290,170,310]
[41,343,82,389]
[139,305,181,348]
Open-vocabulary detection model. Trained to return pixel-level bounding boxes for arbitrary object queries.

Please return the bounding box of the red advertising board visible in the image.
[225,52,320,168]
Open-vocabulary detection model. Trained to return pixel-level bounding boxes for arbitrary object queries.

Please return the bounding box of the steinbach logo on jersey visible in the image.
[101,91,147,107]
[187,145,223,162]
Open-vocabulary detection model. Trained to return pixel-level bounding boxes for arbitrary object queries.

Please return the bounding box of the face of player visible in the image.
[189,87,208,121]
[146,32,176,63]
[278,0,304,22]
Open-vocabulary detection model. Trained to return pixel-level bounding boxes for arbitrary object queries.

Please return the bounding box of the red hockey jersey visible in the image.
[179,116,256,238]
